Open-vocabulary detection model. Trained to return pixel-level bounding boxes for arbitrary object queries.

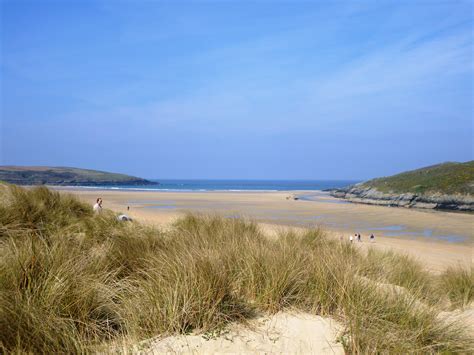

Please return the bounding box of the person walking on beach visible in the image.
[349,235,353,243]
[370,234,375,242]
[357,233,361,242]
[93,198,103,214]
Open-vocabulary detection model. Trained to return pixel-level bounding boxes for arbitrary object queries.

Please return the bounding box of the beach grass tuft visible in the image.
[439,265,474,309]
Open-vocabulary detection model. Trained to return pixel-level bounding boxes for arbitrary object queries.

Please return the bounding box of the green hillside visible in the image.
[0,166,157,186]
[362,161,474,195]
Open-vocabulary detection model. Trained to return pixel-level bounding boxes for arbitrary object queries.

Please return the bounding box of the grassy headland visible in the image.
[361,161,474,195]
[330,161,474,211]
[0,166,157,186]
[0,184,472,353]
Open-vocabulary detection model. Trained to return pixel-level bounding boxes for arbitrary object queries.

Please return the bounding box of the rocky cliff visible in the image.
[330,184,474,212]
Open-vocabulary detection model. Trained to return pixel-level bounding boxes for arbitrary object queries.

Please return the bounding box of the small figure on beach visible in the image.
[127,206,130,211]
[357,233,361,242]
[349,235,353,243]
[370,234,375,242]
[93,197,103,214]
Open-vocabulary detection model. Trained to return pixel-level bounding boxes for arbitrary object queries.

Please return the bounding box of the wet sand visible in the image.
[57,188,473,273]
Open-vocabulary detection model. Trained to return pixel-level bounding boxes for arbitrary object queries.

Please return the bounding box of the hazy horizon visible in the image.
[1,1,473,180]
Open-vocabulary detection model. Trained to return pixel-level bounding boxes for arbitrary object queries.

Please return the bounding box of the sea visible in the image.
[76,179,359,192]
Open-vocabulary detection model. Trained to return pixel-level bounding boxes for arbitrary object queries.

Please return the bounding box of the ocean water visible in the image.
[74,179,358,192]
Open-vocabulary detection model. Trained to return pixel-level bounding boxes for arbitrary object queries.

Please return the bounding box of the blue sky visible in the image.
[1,0,473,179]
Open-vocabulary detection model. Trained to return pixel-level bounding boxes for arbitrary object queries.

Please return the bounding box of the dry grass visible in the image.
[439,265,474,309]
[0,185,472,353]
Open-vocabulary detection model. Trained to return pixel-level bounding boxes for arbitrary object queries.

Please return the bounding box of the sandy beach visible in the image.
[57,188,473,273]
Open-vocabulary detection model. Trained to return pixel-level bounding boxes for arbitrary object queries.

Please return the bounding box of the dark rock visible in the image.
[329,185,474,212]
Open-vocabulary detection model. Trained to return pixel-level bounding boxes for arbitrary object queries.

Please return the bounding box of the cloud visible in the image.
[311,30,472,101]
[103,24,472,134]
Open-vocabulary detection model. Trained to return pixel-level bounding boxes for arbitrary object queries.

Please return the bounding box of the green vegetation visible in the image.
[362,161,474,195]
[0,166,157,186]
[0,184,472,353]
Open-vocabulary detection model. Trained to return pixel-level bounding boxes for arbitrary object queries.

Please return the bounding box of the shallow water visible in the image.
[382,231,466,243]
[297,192,350,204]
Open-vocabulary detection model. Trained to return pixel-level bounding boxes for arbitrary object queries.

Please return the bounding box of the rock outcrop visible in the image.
[330,184,474,212]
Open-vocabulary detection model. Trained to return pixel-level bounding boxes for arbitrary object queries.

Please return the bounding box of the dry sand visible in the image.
[141,312,343,354]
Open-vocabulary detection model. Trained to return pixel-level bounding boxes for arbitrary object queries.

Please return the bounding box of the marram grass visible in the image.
[0,185,472,353]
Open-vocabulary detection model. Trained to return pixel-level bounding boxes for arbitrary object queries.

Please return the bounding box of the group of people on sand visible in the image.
[342,233,375,243]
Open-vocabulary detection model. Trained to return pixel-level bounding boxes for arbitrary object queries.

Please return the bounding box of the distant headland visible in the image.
[0,166,158,186]
[330,161,474,212]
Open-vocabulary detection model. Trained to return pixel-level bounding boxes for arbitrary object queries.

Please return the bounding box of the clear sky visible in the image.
[1,0,473,180]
